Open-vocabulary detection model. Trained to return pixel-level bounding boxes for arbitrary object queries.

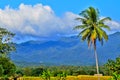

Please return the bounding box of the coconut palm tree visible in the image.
[74,7,111,74]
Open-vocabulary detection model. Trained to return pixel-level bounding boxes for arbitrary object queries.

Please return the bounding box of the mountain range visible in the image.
[10,32,120,66]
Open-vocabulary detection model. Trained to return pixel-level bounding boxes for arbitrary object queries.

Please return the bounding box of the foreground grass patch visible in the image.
[17,75,112,80]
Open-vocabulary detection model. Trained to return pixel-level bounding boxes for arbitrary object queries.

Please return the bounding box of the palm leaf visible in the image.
[102,30,108,41]
[75,17,85,21]
[81,29,90,41]
[90,29,97,40]
[96,27,108,41]
[78,28,90,40]
[88,7,99,23]
[99,17,111,23]
[73,25,87,30]
[87,34,92,48]
[79,10,89,19]
[98,24,110,30]
[75,17,87,24]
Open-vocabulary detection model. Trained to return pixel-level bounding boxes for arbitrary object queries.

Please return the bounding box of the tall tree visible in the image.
[74,7,111,74]
[0,27,15,57]
[0,27,16,77]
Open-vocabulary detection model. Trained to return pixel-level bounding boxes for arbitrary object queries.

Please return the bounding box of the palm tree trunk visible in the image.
[94,49,99,74]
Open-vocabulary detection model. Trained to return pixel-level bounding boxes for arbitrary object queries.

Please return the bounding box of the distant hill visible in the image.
[10,32,120,66]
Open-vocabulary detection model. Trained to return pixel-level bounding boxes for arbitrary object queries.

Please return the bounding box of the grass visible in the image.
[17,75,112,80]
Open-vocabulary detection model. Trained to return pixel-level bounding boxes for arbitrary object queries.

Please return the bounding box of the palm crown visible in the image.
[74,7,111,50]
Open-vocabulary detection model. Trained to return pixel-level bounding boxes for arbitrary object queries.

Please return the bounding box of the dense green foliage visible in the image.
[0,65,4,76]
[104,56,120,80]
[0,57,16,76]
[13,61,120,79]
[15,65,108,77]
[0,27,15,57]
[0,27,16,78]
[109,72,120,80]
[13,54,120,78]
[105,56,120,75]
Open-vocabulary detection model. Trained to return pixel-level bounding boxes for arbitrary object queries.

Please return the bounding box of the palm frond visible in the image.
[88,7,99,23]
[75,17,85,21]
[81,30,90,41]
[98,24,110,30]
[79,10,89,19]
[102,30,108,41]
[87,34,92,48]
[96,27,108,41]
[99,17,111,23]
[79,10,86,15]
[90,30,97,41]
[78,28,90,40]
[73,25,87,30]
[75,17,86,23]
[95,27,104,46]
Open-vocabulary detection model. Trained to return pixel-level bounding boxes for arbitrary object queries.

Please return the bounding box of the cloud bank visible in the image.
[0,4,120,42]
[0,4,78,41]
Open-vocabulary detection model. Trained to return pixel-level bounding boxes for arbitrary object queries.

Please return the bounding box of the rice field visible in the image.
[17,75,112,80]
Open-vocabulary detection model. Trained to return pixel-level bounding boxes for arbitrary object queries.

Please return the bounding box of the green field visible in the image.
[16,75,111,80]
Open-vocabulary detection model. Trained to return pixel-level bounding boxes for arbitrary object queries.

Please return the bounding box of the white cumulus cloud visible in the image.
[0,4,120,42]
[0,4,78,41]
[100,17,120,31]
[106,21,120,30]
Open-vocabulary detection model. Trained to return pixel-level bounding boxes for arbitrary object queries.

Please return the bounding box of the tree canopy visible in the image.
[0,27,15,57]
[74,7,111,49]
[0,27,16,77]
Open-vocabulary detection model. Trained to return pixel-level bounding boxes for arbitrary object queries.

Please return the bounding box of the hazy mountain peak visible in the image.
[11,32,120,66]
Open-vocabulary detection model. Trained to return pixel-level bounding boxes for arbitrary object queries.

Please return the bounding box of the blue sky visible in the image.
[0,0,120,20]
[0,0,120,42]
